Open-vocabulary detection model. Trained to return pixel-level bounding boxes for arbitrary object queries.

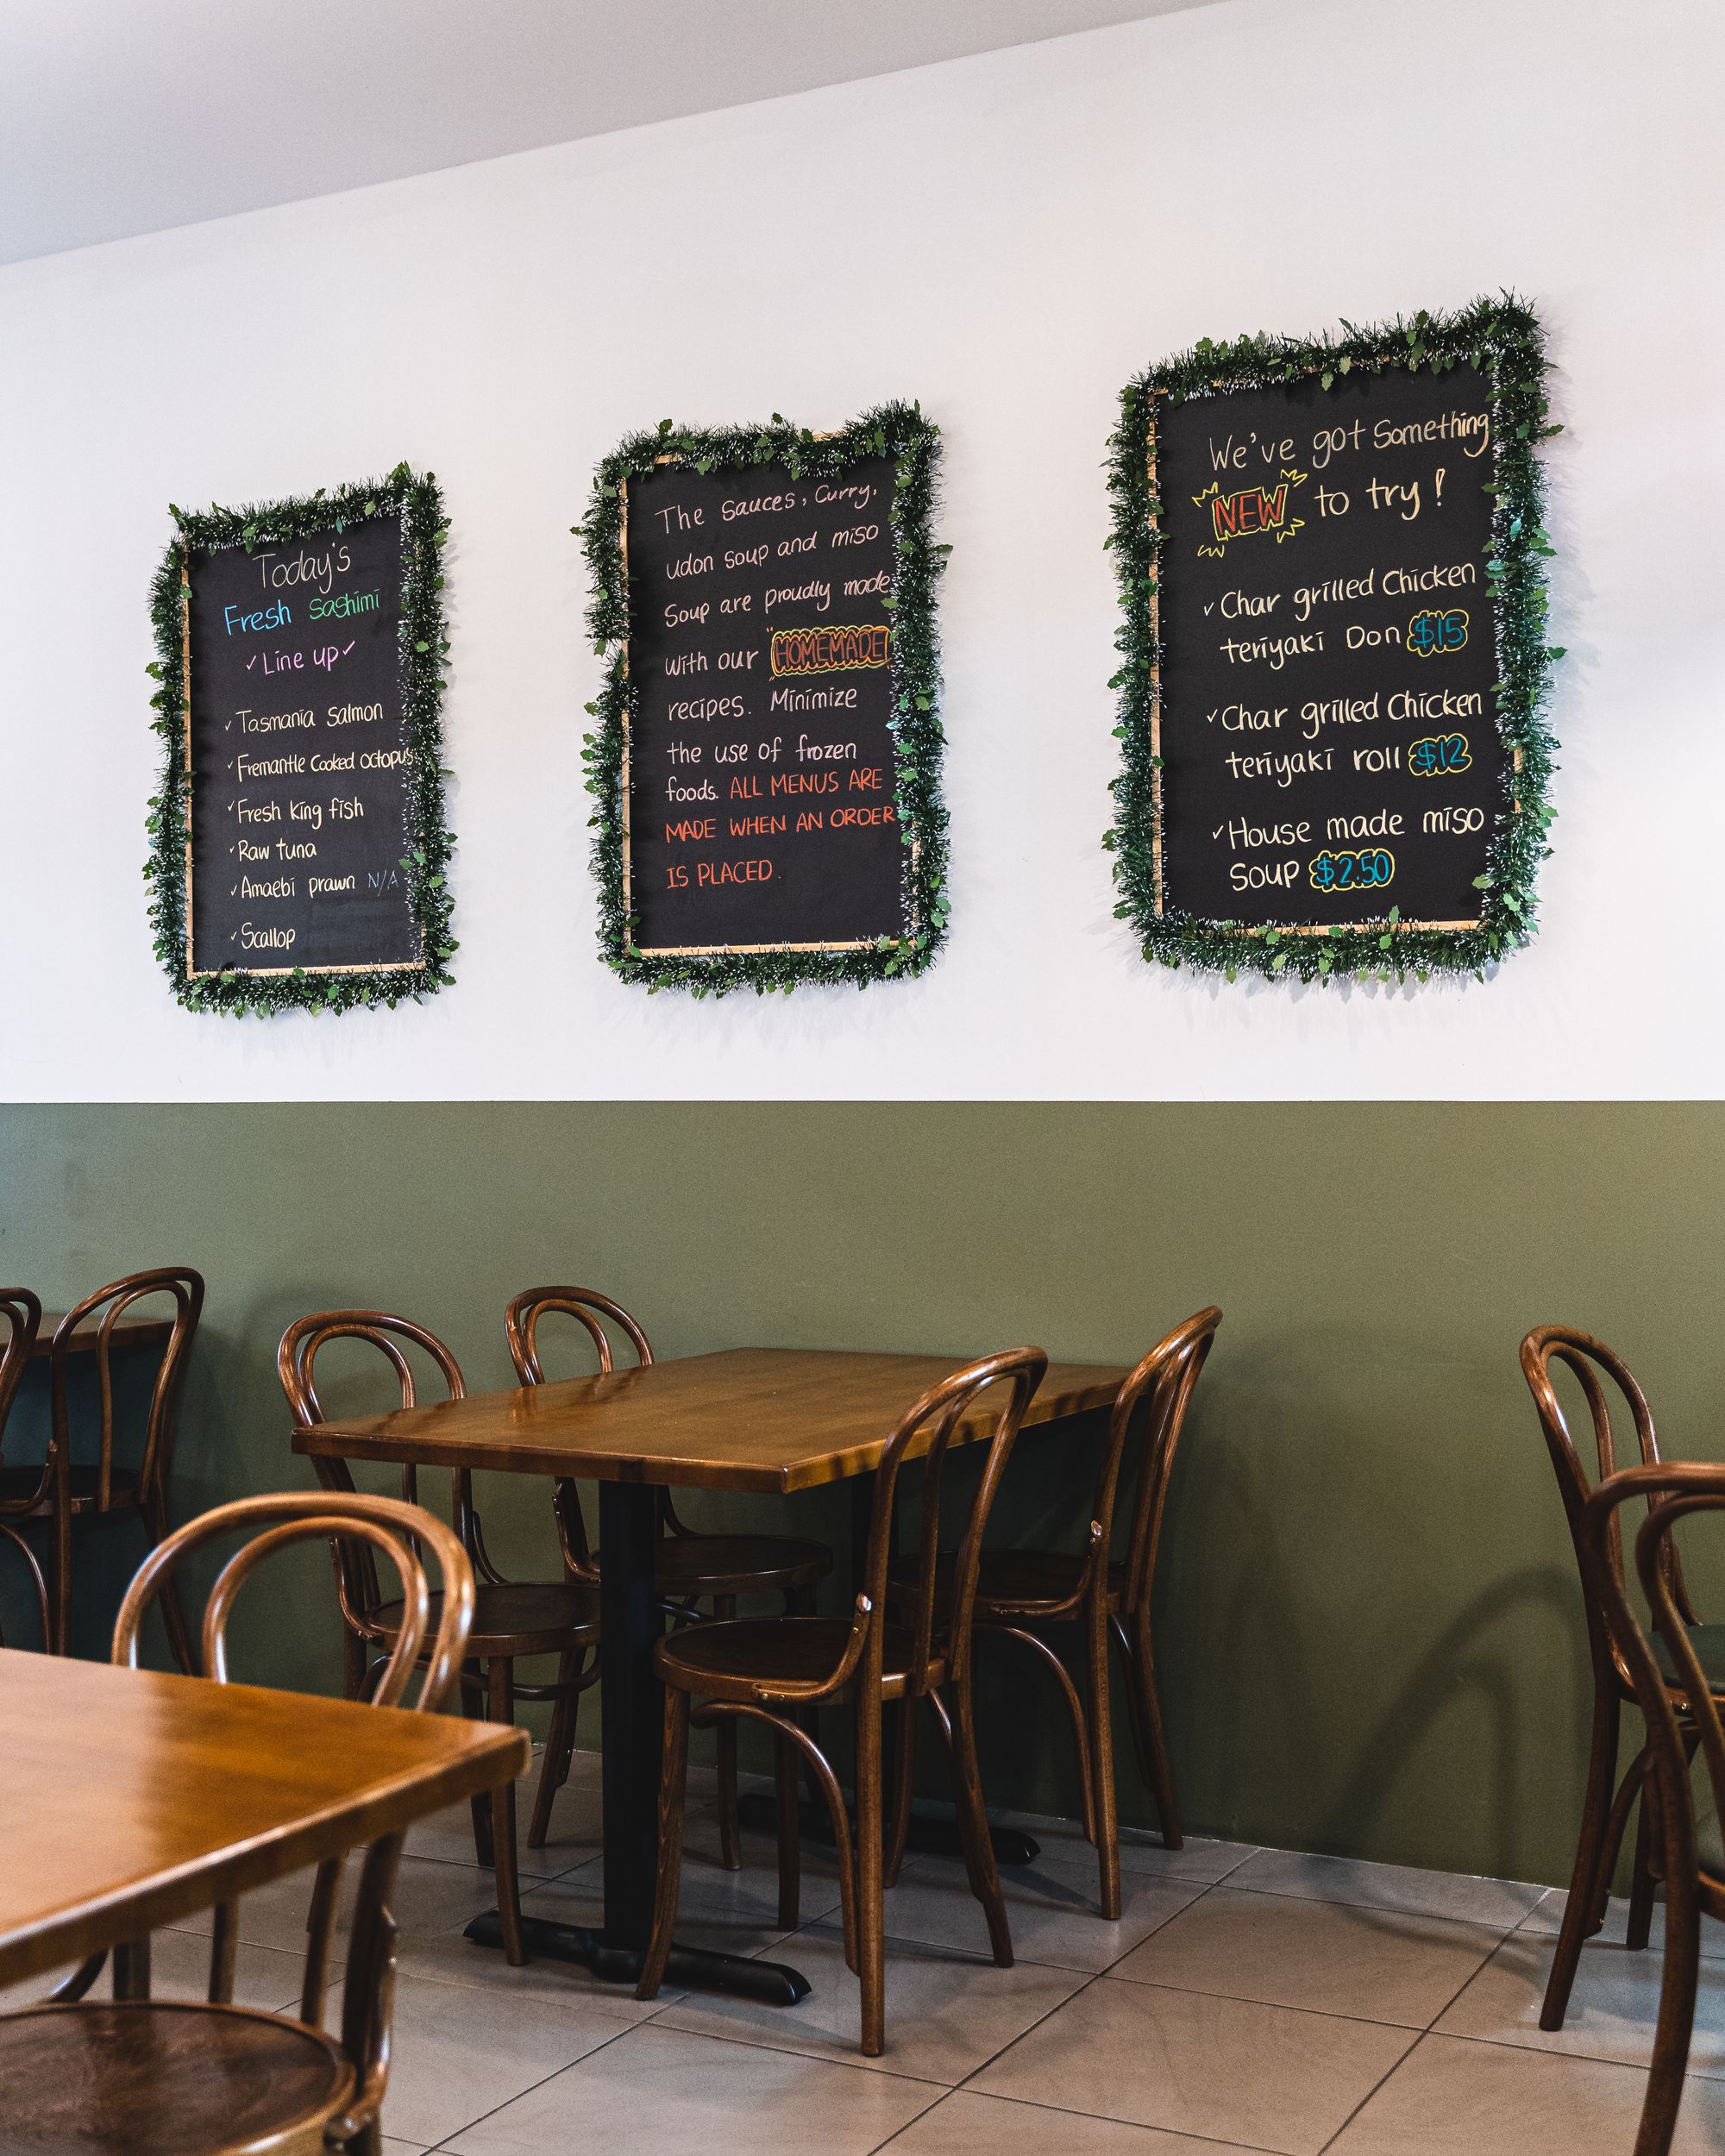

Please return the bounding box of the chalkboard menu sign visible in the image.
[580,406,950,993]
[146,466,455,1015]
[1107,299,1559,984]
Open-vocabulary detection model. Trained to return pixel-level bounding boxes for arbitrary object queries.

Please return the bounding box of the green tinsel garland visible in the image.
[1105,294,1562,987]
[145,463,455,1017]
[577,404,950,996]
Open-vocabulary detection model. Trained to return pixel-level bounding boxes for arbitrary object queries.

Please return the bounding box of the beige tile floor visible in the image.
[13,1751,1725,2153]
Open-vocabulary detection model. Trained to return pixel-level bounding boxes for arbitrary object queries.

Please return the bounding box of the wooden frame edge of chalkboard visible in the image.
[1104,292,1562,990]
[145,462,456,1018]
[577,403,951,998]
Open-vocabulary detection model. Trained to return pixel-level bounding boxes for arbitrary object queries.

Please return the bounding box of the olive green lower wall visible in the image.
[3,1100,1719,1890]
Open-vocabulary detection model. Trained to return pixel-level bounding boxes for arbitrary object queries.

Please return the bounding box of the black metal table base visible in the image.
[735,1793,1041,1869]
[463,1910,810,2004]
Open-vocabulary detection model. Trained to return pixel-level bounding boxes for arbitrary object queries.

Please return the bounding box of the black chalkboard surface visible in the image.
[623,457,906,954]
[183,513,423,978]
[1156,364,1502,929]
[1106,300,1559,986]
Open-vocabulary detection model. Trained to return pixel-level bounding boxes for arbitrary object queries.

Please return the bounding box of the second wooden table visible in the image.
[293,1346,1127,2002]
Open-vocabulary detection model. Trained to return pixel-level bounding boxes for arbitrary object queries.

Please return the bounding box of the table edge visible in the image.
[0,1718,527,1989]
[291,1363,1129,1493]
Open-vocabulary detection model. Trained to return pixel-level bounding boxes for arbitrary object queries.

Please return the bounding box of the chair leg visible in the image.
[1124,1608,1182,1850]
[1627,1780,1658,1952]
[989,1622,1096,1846]
[885,1694,919,1889]
[949,1684,1013,1971]
[856,1689,887,2057]
[712,1595,743,1871]
[775,1727,801,1931]
[0,1521,50,1653]
[462,1661,495,1867]
[51,1479,72,1657]
[553,1649,588,1791]
[528,1646,580,1851]
[487,1658,528,1966]
[208,1900,239,2004]
[790,1579,824,1808]
[1639,1869,1699,2156]
[1541,1685,1622,2031]
[1086,1600,1121,1921]
[112,1937,151,2000]
[144,1493,198,1675]
[637,1688,692,2000]
[302,1856,344,2026]
[341,1626,367,1702]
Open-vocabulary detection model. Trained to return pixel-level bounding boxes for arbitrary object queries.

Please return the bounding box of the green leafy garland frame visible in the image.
[578,403,950,995]
[1105,295,1562,986]
[145,462,455,1016]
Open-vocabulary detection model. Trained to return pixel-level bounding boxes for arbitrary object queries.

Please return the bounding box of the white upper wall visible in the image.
[2,0,1720,1102]
[0,0,1206,264]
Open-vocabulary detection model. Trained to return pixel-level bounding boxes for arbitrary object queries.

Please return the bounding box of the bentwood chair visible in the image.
[0,1489,474,2156]
[279,1312,600,1965]
[1521,1326,1725,2030]
[505,1287,831,1862]
[1578,1463,1725,2156]
[637,1347,1047,2056]
[0,1289,49,1647]
[888,1307,1220,1919]
[0,1269,204,1664]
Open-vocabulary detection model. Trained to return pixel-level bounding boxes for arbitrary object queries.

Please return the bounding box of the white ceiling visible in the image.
[0,0,1221,266]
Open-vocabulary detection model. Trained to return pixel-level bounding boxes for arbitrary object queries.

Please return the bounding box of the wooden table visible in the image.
[295,1346,1128,2004]
[29,1312,172,1359]
[0,1646,527,1990]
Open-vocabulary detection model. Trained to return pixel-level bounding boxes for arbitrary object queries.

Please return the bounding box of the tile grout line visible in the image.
[858,2079,961,2156]
[411,2012,644,2153]
[914,2081,1294,2154]
[942,1871,1233,2098]
[399,1835,1643,2152]
[1308,1913,1521,2155]
[636,1996,957,2087]
[1094,1966,1465,2038]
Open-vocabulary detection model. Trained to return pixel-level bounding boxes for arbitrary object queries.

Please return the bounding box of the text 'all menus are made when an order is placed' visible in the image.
[623,455,909,954]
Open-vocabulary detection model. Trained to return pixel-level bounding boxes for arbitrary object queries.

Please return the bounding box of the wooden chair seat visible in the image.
[373,1580,599,1662]
[0,1463,142,1514]
[654,1532,830,1601]
[656,1614,946,1705]
[0,2000,355,2156]
[887,1546,1127,1618]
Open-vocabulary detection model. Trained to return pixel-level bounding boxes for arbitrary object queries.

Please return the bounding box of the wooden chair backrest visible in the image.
[1107,1307,1222,1615]
[278,1310,471,1630]
[504,1285,655,1573]
[0,1291,47,1636]
[110,1489,474,2102]
[1521,1325,1693,1689]
[0,1288,41,1465]
[864,1348,1048,1699]
[505,1285,653,1383]
[113,1489,474,1710]
[49,1269,204,1512]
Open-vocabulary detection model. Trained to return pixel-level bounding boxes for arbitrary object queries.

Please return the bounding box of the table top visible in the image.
[294,1345,1131,1495]
[0,1648,527,1987]
[30,1311,173,1358]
